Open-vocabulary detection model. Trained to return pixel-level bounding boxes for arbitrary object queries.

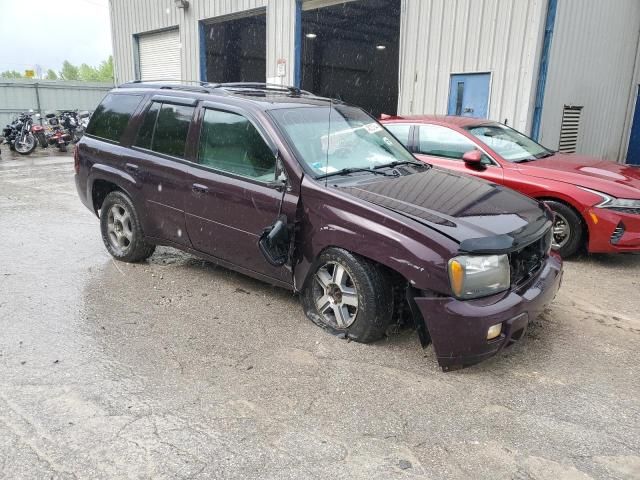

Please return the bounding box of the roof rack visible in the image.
[118,80,312,97]
[118,80,215,94]
[211,82,311,96]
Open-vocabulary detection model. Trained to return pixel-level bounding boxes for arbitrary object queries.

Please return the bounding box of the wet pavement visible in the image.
[1,150,639,479]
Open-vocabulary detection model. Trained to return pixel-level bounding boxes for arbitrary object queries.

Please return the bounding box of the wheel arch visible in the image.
[88,165,138,215]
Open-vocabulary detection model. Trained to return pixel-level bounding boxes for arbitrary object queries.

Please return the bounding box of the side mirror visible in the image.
[462,150,484,167]
[258,219,289,266]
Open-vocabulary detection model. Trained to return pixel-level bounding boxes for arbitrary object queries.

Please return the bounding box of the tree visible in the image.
[45,69,58,80]
[78,63,100,81]
[0,70,23,79]
[59,61,79,81]
[96,56,114,82]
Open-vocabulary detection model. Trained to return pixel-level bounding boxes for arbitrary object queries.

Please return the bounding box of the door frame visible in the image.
[446,71,493,118]
[625,84,640,165]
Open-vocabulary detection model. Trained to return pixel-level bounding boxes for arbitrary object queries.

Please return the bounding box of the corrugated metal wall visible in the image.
[0,80,112,127]
[538,0,640,161]
[398,0,547,133]
[109,0,297,86]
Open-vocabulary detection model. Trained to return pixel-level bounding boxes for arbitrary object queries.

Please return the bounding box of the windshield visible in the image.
[269,104,416,177]
[467,123,552,162]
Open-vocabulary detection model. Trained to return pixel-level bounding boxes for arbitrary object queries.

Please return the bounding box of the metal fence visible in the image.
[0,79,113,127]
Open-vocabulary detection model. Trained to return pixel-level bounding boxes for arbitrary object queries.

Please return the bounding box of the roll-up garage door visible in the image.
[138,29,181,81]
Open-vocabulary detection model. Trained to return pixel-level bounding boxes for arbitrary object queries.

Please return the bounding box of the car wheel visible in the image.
[301,248,393,343]
[544,200,584,258]
[100,191,155,263]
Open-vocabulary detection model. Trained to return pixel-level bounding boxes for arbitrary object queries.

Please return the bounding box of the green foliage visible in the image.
[60,60,80,81]
[0,70,23,79]
[1,57,114,82]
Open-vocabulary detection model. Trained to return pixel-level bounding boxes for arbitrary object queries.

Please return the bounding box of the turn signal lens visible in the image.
[487,323,502,340]
[449,259,464,297]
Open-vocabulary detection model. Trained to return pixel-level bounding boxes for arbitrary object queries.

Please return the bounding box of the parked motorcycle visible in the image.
[43,112,72,152]
[1,111,39,155]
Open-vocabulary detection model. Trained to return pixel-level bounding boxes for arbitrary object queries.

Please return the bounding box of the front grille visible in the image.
[611,223,625,244]
[509,230,550,288]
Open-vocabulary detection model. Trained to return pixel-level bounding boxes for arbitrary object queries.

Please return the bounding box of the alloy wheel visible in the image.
[552,212,571,249]
[106,203,134,252]
[313,262,359,328]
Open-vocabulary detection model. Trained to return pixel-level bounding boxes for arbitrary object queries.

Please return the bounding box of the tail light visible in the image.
[73,144,80,174]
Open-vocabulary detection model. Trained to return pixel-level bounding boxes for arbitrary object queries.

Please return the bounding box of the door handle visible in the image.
[192,183,209,195]
[125,163,139,174]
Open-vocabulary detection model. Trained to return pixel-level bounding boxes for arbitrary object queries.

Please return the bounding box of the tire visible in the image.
[99,191,155,263]
[15,133,36,155]
[301,248,393,343]
[58,144,67,152]
[36,132,47,148]
[544,200,584,258]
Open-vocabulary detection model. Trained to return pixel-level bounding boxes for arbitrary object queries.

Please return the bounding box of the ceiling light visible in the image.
[305,33,317,39]
[376,45,386,50]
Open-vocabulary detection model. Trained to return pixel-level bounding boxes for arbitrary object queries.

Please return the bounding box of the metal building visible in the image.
[108,0,640,164]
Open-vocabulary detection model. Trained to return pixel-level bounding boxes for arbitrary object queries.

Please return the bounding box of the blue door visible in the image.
[627,85,640,165]
[447,73,491,118]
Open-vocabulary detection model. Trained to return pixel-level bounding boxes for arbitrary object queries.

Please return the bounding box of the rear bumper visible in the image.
[586,207,640,253]
[75,173,93,213]
[414,254,563,370]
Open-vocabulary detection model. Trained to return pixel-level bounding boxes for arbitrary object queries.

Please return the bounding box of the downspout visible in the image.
[294,0,302,88]
[530,0,558,141]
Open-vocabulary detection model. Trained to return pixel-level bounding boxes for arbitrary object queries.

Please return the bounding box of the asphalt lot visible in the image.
[1,149,639,480]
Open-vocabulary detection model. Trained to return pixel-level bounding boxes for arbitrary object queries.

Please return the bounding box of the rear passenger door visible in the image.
[183,104,296,283]
[128,96,197,247]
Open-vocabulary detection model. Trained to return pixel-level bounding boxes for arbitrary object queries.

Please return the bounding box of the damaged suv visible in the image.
[75,82,563,370]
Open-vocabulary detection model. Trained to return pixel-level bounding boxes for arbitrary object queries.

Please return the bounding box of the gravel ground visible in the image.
[1,150,639,480]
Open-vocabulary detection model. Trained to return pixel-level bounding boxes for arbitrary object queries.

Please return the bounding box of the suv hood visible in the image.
[517,153,640,199]
[339,167,552,253]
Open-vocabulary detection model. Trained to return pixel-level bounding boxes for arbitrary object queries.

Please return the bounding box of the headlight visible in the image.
[579,187,640,212]
[448,255,510,299]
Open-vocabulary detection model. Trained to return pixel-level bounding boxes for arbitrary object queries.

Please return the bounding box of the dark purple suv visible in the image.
[75,82,563,370]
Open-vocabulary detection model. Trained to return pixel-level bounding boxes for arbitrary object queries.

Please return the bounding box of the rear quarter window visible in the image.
[86,93,143,142]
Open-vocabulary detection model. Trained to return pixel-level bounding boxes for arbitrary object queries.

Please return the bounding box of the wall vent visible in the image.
[558,105,583,153]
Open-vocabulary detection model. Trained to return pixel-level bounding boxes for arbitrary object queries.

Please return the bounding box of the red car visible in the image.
[381,115,640,257]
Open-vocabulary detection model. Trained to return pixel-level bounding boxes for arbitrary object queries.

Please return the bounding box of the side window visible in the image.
[135,102,160,150]
[418,124,476,160]
[135,102,194,158]
[153,104,194,158]
[86,93,143,142]
[385,124,412,147]
[198,109,276,182]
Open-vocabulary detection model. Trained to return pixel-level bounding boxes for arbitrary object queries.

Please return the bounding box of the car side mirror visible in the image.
[258,218,289,266]
[462,150,484,168]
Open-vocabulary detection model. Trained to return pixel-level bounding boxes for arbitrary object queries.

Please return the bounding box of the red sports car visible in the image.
[381,115,640,257]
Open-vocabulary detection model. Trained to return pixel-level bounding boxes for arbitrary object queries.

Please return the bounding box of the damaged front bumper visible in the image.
[412,253,563,371]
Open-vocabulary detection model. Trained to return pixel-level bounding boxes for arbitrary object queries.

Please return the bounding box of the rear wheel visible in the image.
[100,191,155,263]
[544,200,584,258]
[301,248,393,343]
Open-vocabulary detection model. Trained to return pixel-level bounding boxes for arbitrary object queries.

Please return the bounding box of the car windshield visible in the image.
[467,123,552,162]
[269,104,416,177]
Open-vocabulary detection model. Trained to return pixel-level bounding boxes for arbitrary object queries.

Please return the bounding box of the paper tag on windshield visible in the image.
[316,165,338,174]
[363,123,383,134]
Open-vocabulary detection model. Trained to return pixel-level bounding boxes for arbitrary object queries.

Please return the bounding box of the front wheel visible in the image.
[100,191,155,263]
[301,248,393,343]
[14,133,36,155]
[545,200,584,258]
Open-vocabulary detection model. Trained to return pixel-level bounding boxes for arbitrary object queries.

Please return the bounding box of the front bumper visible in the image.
[586,207,640,253]
[414,253,563,370]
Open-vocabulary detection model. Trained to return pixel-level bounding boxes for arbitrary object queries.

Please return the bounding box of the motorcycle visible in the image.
[1,111,39,155]
[43,112,72,152]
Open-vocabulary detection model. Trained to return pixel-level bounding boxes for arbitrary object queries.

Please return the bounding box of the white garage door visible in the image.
[138,29,181,81]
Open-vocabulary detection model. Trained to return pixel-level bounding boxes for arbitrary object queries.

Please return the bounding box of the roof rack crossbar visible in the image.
[209,82,311,96]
